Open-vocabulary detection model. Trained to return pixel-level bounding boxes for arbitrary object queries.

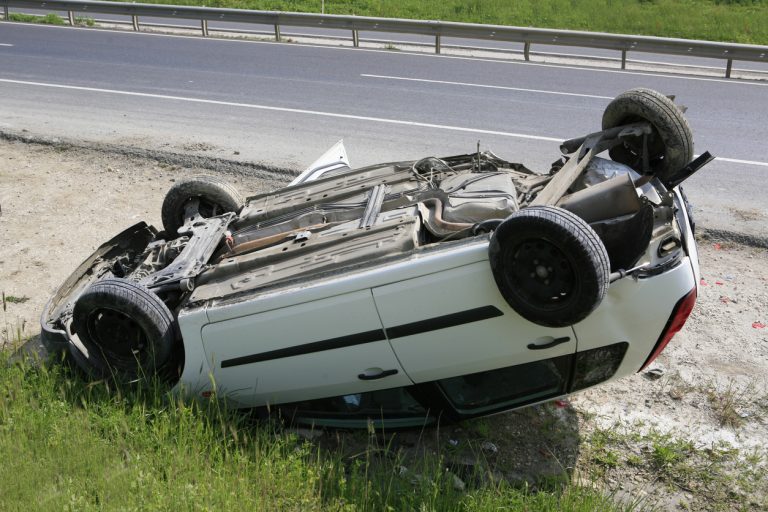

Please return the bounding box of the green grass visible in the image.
[8,13,66,25]
[0,353,627,511]
[111,0,768,45]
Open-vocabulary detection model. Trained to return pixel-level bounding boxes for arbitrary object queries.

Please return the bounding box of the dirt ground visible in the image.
[1,138,766,510]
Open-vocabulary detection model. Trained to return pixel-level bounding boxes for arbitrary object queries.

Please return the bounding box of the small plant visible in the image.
[651,440,685,468]
[707,381,750,428]
[592,448,620,469]
[2,294,29,306]
[75,16,95,27]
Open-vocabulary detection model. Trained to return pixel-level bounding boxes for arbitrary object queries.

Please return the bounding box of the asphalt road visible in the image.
[1,23,766,237]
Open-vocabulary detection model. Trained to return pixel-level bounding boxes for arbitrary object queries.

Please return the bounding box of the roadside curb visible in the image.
[0,128,298,181]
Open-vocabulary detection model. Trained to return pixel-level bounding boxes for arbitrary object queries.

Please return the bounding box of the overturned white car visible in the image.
[42,89,708,427]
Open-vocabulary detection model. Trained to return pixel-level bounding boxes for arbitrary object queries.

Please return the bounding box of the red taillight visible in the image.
[639,288,697,371]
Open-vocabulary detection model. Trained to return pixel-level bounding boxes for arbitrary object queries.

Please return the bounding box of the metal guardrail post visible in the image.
[524,42,530,61]
[201,19,208,37]
[68,10,75,25]
[435,34,441,54]
[726,58,733,78]
[131,14,139,31]
[274,23,281,41]
[352,29,359,47]
[3,5,9,20]
[621,50,627,69]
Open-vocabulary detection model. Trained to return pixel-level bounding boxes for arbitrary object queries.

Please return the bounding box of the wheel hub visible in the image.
[509,240,575,307]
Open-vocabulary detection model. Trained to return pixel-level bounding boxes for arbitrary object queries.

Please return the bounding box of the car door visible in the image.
[201,289,411,408]
[371,260,577,384]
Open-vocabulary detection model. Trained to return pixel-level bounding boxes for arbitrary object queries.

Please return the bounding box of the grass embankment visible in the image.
[0,354,624,511]
[117,0,768,45]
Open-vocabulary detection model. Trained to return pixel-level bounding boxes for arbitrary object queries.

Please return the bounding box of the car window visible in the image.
[437,355,571,415]
[282,386,434,428]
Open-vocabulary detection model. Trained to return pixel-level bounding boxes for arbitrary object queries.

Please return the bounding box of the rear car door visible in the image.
[372,260,577,385]
[201,290,411,408]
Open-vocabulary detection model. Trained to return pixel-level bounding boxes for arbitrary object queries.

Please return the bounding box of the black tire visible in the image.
[602,88,693,182]
[489,206,610,328]
[71,278,176,381]
[161,175,243,237]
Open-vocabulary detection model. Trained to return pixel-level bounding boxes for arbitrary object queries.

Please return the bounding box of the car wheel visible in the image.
[71,278,177,381]
[161,175,244,236]
[602,88,693,182]
[489,206,610,328]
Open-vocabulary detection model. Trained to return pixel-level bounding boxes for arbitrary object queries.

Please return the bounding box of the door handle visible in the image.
[358,368,399,380]
[527,336,571,350]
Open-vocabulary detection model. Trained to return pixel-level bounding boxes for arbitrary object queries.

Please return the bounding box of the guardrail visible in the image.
[2,0,767,78]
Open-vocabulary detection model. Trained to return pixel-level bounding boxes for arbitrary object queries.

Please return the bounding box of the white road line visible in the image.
[0,44,14,47]
[0,77,564,143]
[2,77,767,168]
[7,23,768,89]
[715,156,768,168]
[361,74,613,99]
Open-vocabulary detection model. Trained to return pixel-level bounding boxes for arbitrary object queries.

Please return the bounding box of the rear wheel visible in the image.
[489,206,610,328]
[161,175,243,237]
[71,278,177,381]
[602,88,693,182]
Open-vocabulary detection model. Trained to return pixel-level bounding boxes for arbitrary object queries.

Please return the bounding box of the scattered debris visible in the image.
[753,321,766,329]
[448,471,466,492]
[289,428,324,441]
[397,466,424,486]
[643,367,665,380]
[481,441,499,454]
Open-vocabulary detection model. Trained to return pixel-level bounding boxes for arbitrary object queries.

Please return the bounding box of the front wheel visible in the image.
[71,278,177,381]
[489,206,610,328]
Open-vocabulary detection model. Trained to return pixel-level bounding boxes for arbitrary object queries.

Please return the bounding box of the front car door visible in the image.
[201,289,411,408]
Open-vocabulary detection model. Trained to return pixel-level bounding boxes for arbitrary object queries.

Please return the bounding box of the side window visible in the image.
[281,386,434,429]
[437,355,571,415]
